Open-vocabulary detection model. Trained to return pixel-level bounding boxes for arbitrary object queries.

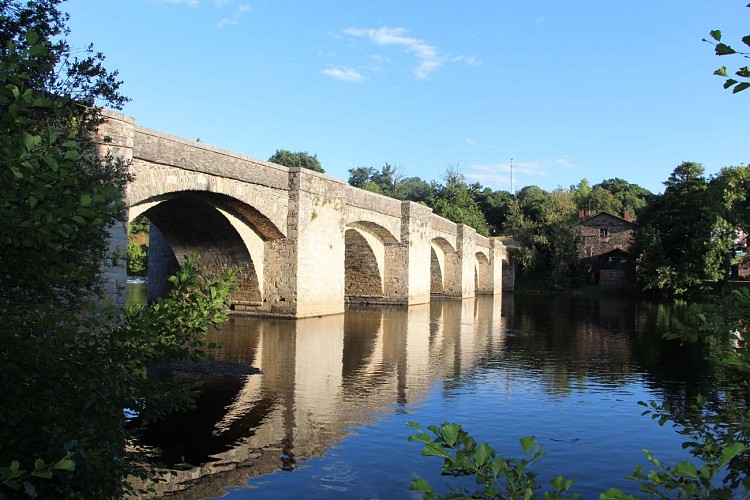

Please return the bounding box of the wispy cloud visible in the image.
[465,161,552,190]
[338,26,480,80]
[155,0,199,5]
[552,158,576,169]
[321,67,365,83]
[216,3,250,28]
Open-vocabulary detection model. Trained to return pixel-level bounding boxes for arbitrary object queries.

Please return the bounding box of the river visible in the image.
[128,285,711,499]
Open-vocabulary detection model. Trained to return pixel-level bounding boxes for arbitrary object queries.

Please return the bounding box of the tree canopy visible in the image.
[268,149,324,173]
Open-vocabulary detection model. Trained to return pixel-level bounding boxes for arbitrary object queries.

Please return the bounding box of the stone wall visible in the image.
[576,213,633,259]
[97,111,134,308]
[293,168,347,317]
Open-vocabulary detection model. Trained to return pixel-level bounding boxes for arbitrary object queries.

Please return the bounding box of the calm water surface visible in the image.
[129,286,711,499]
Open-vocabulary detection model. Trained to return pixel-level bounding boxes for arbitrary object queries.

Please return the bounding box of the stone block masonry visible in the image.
[98,110,513,317]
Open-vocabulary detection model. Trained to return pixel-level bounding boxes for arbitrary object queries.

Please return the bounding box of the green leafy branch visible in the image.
[1,452,75,498]
[704,5,750,94]
[407,422,578,499]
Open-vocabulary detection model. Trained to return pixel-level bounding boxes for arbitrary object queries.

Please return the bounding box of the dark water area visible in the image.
[128,285,715,499]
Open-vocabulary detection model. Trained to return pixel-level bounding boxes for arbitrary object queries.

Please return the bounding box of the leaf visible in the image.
[422,442,451,459]
[29,44,47,57]
[64,150,80,161]
[441,423,461,447]
[25,30,39,45]
[715,43,736,56]
[600,488,635,500]
[520,436,536,454]
[10,165,24,179]
[410,479,432,492]
[713,66,728,77]
[733,82,750,93]
[724,79,738,89]
[719,442,747,466]
[550,475,565,490]
[23,133,40,151]
[743,35,750,47]
[52,459,75,472]
[474,442,493,467]
[674,461,698,478]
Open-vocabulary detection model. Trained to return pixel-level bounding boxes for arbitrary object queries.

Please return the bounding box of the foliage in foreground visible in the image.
[0,1,238,497]
[0,254,236,499]
[704,3,750,94]
[408,422,578,499]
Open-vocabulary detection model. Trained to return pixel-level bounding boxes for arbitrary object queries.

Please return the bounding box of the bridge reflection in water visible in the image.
[136,296,506,497]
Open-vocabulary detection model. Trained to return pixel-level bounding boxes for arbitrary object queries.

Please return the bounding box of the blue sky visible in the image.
[65,1,748,194]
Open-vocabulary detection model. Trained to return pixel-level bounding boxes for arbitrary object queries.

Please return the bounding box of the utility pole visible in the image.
[510,157,515,198]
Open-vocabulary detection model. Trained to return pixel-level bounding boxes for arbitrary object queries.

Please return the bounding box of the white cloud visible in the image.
[321,67,365,83]
[465,161,549,189]
[552,158,576,168]
[156,0,199,5]
[463,55,483,67]
[465,138,477,145]
[213,0,231,6]
[216,3,250,28]
[340,26,478,80]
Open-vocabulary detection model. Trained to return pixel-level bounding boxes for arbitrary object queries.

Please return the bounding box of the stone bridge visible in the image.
[100,111,515,318]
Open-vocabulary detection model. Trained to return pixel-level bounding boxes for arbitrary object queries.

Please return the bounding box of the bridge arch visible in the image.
[131,191,285,307]
[344,222,400,303]
[127,166,288,239]
[430,237,459,296]
[475,251,492,295]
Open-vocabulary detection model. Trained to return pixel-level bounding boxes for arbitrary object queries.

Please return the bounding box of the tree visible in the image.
[395,176,435,205]
[571,178,592,211]
[432,167,489,236]
[0,2,236,497]
[268,149,324,173]
[347,163,405,198]
[596,178,653,218]
[711,165,750,234]
[631,162,720,294]
[473,187,513,236]
[588,185,624,216]
[706,165,750,278]
[516,185,547,221]
[704,4,750,94]
[504,188,577,288]
[347,166,376,188]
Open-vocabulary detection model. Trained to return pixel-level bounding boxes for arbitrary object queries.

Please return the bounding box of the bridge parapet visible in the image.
[134,127,289,190]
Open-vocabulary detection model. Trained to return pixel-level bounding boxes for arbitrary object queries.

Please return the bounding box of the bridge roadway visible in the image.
[99,111,515,318]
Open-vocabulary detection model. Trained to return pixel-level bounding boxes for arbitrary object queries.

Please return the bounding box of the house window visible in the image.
[599,228,608,239]
[585,246,592,257]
